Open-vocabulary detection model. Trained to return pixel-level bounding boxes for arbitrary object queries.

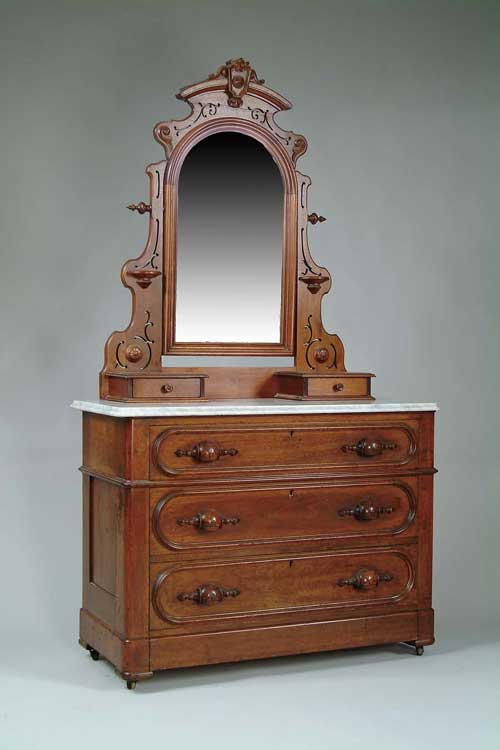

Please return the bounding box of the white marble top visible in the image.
[71,398,438,418]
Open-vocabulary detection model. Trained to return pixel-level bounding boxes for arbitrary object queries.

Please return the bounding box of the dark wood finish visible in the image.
[133,375,206,400]
[79,409,436,686]
[149,612,419,670]
[81,60,436,688]
[150,414,421,480]
[99,59,374,401]
[150,546,417,627]
[275,371,374,400]
[150,478,417,556]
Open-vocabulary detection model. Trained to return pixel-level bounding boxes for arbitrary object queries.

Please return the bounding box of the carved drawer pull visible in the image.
[341,438,397,457]
[337,568,393,590]
[175,440,238,462]
[161,384,174,393]
[176,509,240,531]
[338,499,394,521]
[177,583,240,605]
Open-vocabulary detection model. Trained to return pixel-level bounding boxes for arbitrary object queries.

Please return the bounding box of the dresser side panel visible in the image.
[82,475,117,628]
[83,412,130,479]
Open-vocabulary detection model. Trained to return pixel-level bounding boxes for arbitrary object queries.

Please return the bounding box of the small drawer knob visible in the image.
[177,583,240,605]
[333,383,344,392]
[161,384,174,393]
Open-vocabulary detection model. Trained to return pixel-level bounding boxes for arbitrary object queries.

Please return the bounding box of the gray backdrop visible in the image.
[1,1,499,747]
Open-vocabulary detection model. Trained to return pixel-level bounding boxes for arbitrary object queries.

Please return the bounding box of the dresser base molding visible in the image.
[80,606,434,683]
[79,609,152,684]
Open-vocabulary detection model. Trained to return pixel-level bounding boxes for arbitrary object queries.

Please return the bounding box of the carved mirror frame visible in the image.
[100,59,374,401]
[163,119,296,356]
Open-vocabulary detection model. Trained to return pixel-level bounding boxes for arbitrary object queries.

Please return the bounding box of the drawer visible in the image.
[133,375,205,400]
[150,419,418,478]
[150,479,417,555]
[275,372,373,400]
[307,376,369,399]
[150,546,417,628]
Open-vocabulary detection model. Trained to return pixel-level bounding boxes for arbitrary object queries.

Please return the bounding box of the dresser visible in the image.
[73,398,437,688]
[76,60,437,688]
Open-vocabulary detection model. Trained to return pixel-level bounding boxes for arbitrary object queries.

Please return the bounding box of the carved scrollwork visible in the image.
[173,102,220,134]
[248,107,292,145]
[209,58,265,108]
[114,311,155,370]
[294,174,346,373]
[292,136,307,163]
[303,315,339,371]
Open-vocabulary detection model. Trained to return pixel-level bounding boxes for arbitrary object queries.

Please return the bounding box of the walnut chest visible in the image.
[74,398,437,688]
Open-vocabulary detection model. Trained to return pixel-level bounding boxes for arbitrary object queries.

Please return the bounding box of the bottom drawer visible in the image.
[151,545,417,629]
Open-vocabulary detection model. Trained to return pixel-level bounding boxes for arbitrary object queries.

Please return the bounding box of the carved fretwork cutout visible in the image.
[99,60,373,401]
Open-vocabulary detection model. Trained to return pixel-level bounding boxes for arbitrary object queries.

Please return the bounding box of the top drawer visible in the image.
[150,415,424,479]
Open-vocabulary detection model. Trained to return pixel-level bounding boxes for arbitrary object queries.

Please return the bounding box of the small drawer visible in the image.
[150,479,417,555]
[150,545,417,628]
[307,377,370,399]
[133,376,205,400]
[274,372,373,400]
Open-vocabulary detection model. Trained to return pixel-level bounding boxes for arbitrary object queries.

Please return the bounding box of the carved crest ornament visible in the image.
[100,59,374,401]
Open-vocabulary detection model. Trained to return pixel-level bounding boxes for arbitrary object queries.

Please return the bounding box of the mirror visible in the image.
[174,132,284,344]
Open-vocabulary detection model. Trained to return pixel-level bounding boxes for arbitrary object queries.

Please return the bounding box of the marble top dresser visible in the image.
[72,399,438,688]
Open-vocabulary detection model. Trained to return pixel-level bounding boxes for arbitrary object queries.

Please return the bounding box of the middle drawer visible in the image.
[150,478,417,557]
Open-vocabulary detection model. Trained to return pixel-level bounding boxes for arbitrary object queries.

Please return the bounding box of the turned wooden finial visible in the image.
[307,213,326,224]
[127,202,151,214]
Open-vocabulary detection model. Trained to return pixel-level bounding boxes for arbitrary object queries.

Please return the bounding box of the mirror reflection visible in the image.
[175,132,284,343]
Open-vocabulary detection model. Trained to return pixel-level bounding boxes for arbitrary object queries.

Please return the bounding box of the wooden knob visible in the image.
[337,568,393,589]
[161,384,174,393]
[333,383,344,392]
[176,510,240,531]
[341,438,397,457]
[338,499,394,521]
[177,583,240,605]
[175,441,238,462]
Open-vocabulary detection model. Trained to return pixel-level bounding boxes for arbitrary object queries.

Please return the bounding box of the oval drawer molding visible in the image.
[151,481,417,553]
[151,547,416,625]
[151,422,417,478]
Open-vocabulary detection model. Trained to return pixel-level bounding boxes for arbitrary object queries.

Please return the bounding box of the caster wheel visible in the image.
[127,681,137,690]
[416,645,424,656]
[88,647,100,661]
